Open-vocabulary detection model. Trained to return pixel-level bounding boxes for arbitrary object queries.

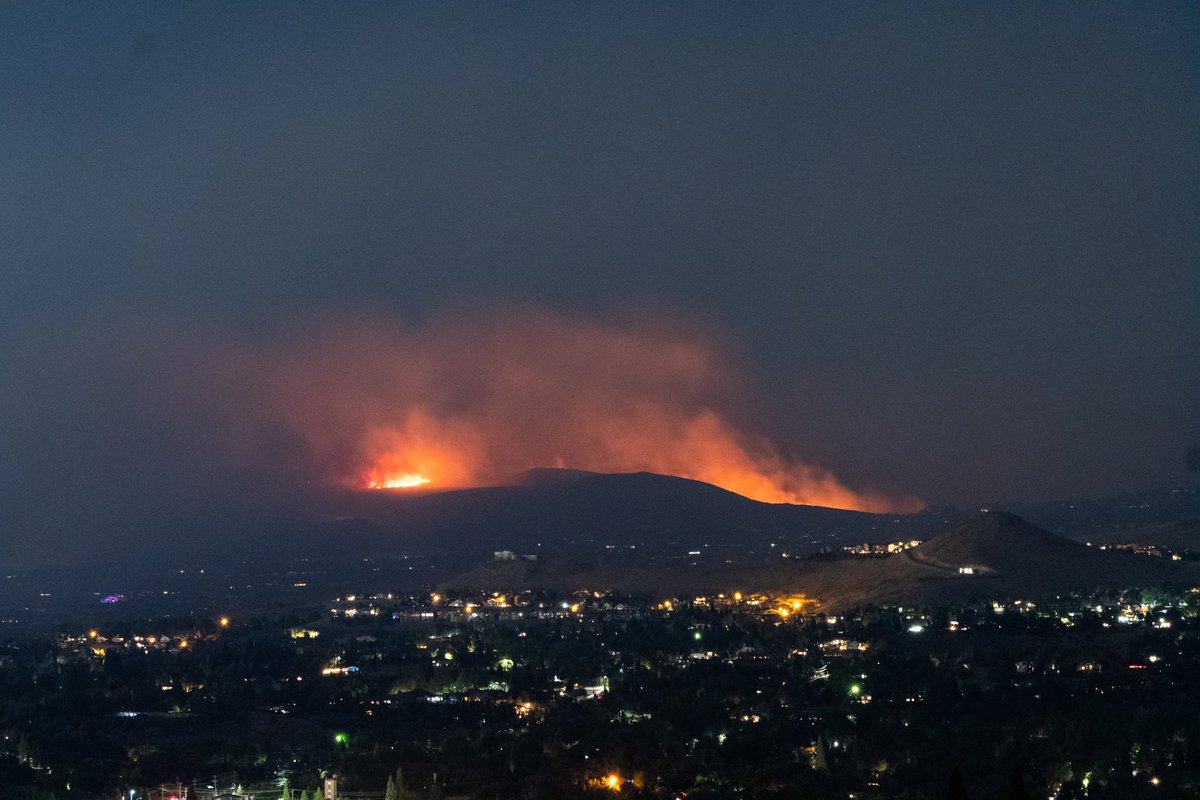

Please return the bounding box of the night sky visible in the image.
[2,4,1198,566]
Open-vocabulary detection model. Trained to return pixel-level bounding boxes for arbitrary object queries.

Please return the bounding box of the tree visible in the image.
[392,767,412,800]
[16,735,31,765]
[1057,782,1086,800]
[946,767,970,800]
[1008,765,1031,800]
[279,778,291,800]
[385,775,398,800]
[811,738,828,773]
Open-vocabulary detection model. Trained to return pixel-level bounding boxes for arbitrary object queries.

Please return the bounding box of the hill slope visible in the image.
[435,511,1200,611]
[754,511,1194,609]
[307,469,942,559]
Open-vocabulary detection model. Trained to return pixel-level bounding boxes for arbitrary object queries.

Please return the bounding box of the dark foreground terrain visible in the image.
[4,488,1200,800]
[4,581,1200,800]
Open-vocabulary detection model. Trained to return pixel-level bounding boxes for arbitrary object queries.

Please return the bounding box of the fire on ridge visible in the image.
[195,310,923,513]
[366,473,430,490]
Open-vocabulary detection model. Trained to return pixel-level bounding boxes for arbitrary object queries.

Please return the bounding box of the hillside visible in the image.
[305,469,946,559]
[751,511,1196,609]
[435,511,1200,611]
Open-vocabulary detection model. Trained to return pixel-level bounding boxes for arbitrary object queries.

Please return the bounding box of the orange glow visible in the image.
[357,411,481,491]
[196,310,922,512]
[353,404,919,510]
[367,472,430,489]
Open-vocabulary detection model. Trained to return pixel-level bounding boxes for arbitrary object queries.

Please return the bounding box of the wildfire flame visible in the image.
[367,473,430,489]
[195,310,922,513]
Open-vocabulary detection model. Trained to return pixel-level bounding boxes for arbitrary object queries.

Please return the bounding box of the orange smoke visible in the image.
[201,310,921,513]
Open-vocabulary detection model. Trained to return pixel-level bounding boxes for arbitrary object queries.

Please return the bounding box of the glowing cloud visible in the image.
[192,309,921,513]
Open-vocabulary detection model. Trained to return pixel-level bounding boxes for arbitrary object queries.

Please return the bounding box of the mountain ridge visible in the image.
[304,468,939,559]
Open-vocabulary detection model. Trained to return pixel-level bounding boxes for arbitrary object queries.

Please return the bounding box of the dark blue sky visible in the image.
[2,3,1198,563]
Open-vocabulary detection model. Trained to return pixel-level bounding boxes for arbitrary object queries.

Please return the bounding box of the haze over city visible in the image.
[3,3,1198,568]
[1,5,1199,799]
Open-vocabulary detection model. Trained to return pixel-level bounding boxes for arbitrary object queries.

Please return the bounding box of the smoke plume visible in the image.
[182,309,920,513]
